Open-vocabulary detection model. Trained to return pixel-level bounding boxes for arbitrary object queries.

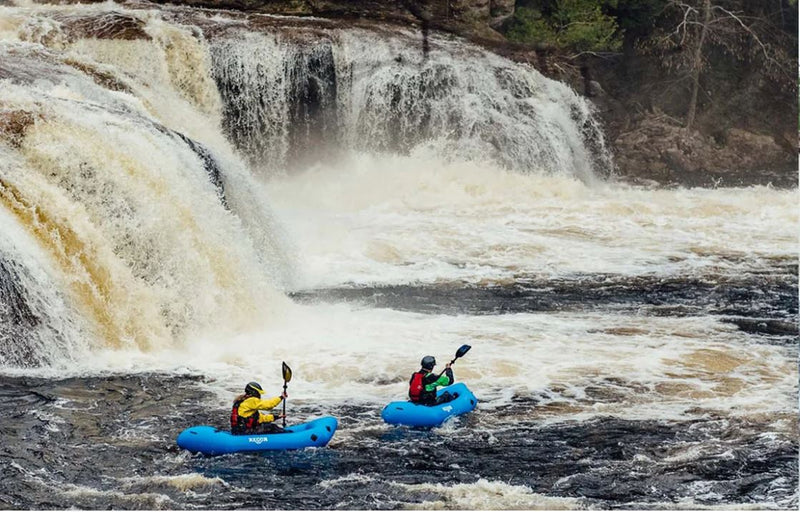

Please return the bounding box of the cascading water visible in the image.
[0,11,294,368]
[0,2,795,510]
[0,200,90,367]
[208,21,611,179]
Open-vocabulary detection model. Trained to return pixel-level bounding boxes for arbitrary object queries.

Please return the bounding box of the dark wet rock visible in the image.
[143,0,509,37]
[0,108,37,148]
[290,267,798,326]
[171,131,229,209]
[450,0,490,23]
[722,317,799,337]
[62,59,132,93]
[57,12,151,41]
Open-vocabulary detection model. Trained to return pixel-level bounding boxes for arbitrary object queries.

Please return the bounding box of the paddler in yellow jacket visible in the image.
[230,381,287,435]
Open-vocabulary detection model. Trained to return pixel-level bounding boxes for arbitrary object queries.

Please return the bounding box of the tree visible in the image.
[650,0,795,129]
[506,0,622,52]
[552,0,622,51]
[506,6,558,47]
[685,0,711,129]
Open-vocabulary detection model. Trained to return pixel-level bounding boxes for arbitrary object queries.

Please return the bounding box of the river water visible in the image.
[0,2,797,509]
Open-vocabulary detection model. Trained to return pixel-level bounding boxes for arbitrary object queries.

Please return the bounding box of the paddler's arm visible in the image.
[257,411,282,423]
[239,395,284,423]
[424,367,454,391]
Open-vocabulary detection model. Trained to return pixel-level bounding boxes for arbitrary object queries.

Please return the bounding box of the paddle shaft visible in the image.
[282,382,287,428]
[436,345,471,379]
[280,362,292,429]
[437,356,460,379]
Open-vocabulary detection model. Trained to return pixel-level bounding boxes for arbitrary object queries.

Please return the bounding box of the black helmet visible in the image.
[421,356,436,370]
[244,381,264,397]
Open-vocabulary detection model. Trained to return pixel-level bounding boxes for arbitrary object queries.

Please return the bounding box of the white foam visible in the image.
[60,482,174,508]
[264,152,797,289]
[118,473,226,492]
[31,302,791,426]
[398,478,586,510]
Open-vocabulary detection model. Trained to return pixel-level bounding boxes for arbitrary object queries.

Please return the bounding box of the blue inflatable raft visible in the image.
[176,416,338,455]
[381,383,477,427]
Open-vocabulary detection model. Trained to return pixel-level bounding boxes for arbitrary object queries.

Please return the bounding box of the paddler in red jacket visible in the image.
[408,356,457,406]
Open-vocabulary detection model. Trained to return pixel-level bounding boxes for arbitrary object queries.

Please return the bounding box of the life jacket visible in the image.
[408,371,436,404]
[230,394,258,435]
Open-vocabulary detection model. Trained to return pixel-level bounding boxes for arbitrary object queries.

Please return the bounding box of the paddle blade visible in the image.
[455,344,471,359]
[282,361,292,383]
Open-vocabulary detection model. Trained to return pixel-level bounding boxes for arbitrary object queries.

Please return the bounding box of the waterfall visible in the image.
[0,28,291,368]
[0,3,611,368]
[210,24,612,180]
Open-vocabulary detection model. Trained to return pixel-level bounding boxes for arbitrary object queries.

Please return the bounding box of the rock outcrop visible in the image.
[612,117,796,188]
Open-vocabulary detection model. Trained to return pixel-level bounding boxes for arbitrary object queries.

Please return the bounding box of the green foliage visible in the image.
[553,0,622,51]
[506,1,622,52]
[506,7,558,46]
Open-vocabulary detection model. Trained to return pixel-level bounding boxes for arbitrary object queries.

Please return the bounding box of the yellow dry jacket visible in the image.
[237,395,283,424]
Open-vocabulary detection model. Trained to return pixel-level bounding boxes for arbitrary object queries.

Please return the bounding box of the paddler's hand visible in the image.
[445,363,452,369]
[276,414,286,420]
[281,391,288,399]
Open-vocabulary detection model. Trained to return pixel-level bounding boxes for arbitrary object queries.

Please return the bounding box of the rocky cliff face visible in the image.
[141,0,515,40]
[611,117,796,188]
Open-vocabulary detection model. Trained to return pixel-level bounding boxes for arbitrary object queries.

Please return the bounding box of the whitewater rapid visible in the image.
[15,152,790,434]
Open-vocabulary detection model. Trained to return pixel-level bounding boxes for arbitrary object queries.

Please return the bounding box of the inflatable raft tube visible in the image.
[381,383,477,427]
[177,416,337,455]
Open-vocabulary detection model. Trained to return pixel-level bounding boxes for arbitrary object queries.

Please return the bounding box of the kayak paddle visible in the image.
[281,361,292,428]
[450,344,471,365]
[438,344,471,378]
